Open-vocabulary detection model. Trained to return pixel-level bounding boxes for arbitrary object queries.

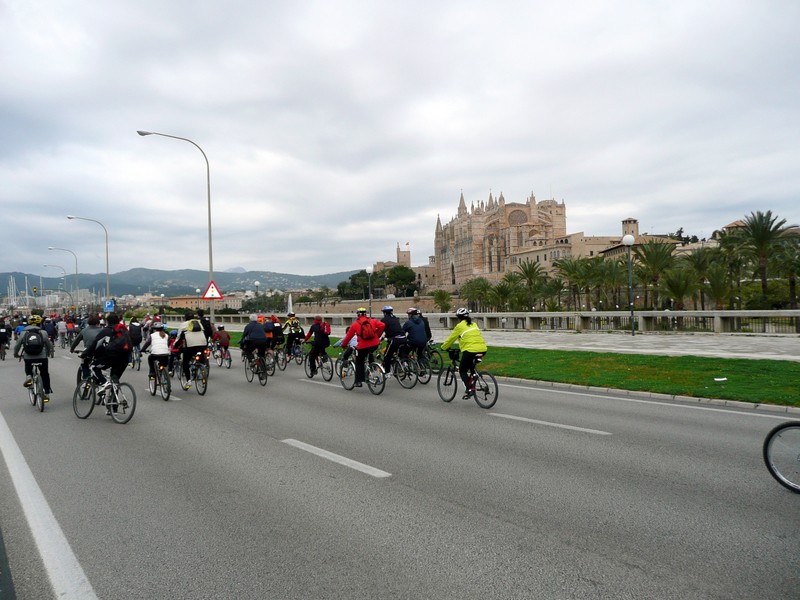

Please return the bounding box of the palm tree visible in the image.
[553,256,583,309]
[683,246,712,310]
[488,281,515,312]
[659,265,697,311]
[517,259,546,309]
[634,240,676,308]
[459,277,492,312]
[432,289,452,312]
[705,263,732,310]
[738,210,797,308]
[773,236,800,309]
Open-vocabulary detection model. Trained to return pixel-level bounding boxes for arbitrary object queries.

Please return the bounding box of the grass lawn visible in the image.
[228,332,798,407]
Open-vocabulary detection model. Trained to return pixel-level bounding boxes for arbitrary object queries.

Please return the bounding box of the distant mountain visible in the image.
[1,268,358,297]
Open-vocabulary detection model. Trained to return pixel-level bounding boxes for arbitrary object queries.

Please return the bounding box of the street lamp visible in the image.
[43,263,67,290]
[67,215,110,300]
[254,281,260,297]
[366,266,373,317]
[48,247,79,294]
[622,234,636,336]
[137,130,214,324]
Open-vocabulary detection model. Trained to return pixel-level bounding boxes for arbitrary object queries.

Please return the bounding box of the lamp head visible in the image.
[48,246,54,250]
[622,234,635,247]
[67,215,75,220]
[137,130,153,136]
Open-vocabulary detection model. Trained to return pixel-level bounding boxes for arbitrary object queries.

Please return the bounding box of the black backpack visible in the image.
[22,328,45,355]
[104,324,131,355]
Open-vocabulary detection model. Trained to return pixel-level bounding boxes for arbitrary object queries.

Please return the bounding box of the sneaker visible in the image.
[462,391,474,400]
[43,396,49,403]
[23,377,32,388]
[385,373,393,379]
[354,382,363,387]
[184,379,193,390]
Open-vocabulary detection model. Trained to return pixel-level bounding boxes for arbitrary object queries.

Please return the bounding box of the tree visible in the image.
[432,289,452,312]
[459,277,492,312]
[683,246,712,310]
[385,265,417,297]
[634,240,676,308]
[517,259,545,309]
[659,265,697,311]
[705,263,733,310]
[738,210,797,308]
[772,236,800,309]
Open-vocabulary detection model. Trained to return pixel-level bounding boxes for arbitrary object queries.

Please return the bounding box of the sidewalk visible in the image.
[374,329,799,362]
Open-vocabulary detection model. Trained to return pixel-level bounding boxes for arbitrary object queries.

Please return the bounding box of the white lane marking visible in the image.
[0,411,98,599]
[500,384,792,420]
[300,379,341,388]
[489,412,612,435]
[282,439,391,478]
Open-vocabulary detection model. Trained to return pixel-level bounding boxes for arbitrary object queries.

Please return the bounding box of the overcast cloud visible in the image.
[2,0,799,281]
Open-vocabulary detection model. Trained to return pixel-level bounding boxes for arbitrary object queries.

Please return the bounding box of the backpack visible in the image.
[321,322,331,336]
[22,328,45,355]
[104,324,131,355]
[360,318,376,341]
[187,319,201,333]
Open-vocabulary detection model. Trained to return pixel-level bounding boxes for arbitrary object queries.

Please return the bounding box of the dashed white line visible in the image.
[489,412,612,435]
[0,411,98,599]
[282,439,391,478]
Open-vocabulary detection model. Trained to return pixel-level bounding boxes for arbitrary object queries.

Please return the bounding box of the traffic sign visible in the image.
[104,300,115,312]
[202,281,223,300]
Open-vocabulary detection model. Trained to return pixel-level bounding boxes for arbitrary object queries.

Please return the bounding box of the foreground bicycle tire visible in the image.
[366,363,385,395]
[275,348,287,371]
[339,358,356,390]
[244,356,255,382]
[73,380,95,418]
[428,349,444,375]
[393,359,418,389]
[159,368,171,400]
[473,371,499,409]
[437,367,458,402]
[763,422,800,493]
[108,383,136,424]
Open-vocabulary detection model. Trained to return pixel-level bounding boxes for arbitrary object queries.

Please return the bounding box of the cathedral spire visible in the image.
[457,191,467,216]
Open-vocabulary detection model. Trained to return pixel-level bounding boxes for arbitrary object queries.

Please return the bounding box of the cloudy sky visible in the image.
[2,0,799,280]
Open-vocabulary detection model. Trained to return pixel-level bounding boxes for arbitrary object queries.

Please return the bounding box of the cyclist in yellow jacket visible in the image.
[440,308,488,399]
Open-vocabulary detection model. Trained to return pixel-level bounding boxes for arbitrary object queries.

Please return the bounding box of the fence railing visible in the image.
[162,310,800,335]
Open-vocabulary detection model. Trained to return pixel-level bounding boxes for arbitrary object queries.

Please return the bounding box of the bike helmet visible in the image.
[456,308,470,319]
[29,315,42,325]
[152,322,165,330]
[169,329,178,337]
[406,307,419,316]
[356,307,368,316]
[217,325,225,330]
[287,312,296,317]
[382,305,393,313]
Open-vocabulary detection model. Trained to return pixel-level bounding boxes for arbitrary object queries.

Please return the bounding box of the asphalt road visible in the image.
[0,347,798,599]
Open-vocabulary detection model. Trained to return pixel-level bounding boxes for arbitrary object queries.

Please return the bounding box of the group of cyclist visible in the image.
[5,303,488,406]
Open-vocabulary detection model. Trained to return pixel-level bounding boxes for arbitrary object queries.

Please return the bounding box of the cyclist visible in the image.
[269,314,284,350]
[340,307,385,387]
[127,316,143,365]
[43,318,57,344]
[177,311,209,390]
[403,308,429,363]
[141,322,171,380]
[303,315,331,376]
[379,305,406,376]
[56,318,68,347]
[440,308,488,399]
[212,325,231,357]
[13,315,54,402]
[167,330,181,375]
[70,314,103,379]
[240,313,269,364]
[83,312,131,400]
[0,317,11,355]
[283,312,304,358]
[197,309,214,342]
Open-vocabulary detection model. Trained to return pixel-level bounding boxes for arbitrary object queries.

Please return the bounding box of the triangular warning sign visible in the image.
[202,280,224,300]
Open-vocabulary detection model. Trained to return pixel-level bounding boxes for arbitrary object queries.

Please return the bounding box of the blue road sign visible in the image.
[104,300,115,312]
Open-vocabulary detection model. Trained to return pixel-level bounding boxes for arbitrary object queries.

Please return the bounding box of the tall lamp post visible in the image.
[48,246,79,295]
[622,234,636,337]
[366,266,373,317]
[67,216,109,300]
[137,130,214,324]
[254,281,260,297]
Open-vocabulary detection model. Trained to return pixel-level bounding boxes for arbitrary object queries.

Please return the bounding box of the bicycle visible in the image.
[130,345,142,371]
[243,351,269,386]
[420,341,444,375]
[437,349,498,409]
[288,340,305,365]
[72,371,137,424]
[59,332,67,349]
[387,345,418,389]
[304,349,333,381]
[148,361,172,401]
[212,343,232,369]
[178,349,210,394]
[22,358,46,412]
[338,348,385,394]
[405,346,431,385]
[763,421,800,493]
[275,346,288,371]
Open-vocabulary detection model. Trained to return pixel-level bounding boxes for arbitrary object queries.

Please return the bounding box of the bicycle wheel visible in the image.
[159,369,171,401]
[148,374,157,396]
[109,383,136,424]
[178,364,188,390]
[473,371,499,409]
[366,363,385,395]
[73,381,96,418]
[28,384,37,407]
[304,355,316,378]
[437,367,458,402]
[294,347,304,365]
[257,361,268,386]
[34,377,45,412]
[276,348,287,371]
[223,350,232,368]
[195,367,209,395]
[134,348,141,371]
[320,356,333,381]
[764,422,800,493]
[416,358,432,385]
[428,349,444,375]
[339,358,356,390]
[265,353,276,376]
[394,360,418,389]
[244,357,255,382]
